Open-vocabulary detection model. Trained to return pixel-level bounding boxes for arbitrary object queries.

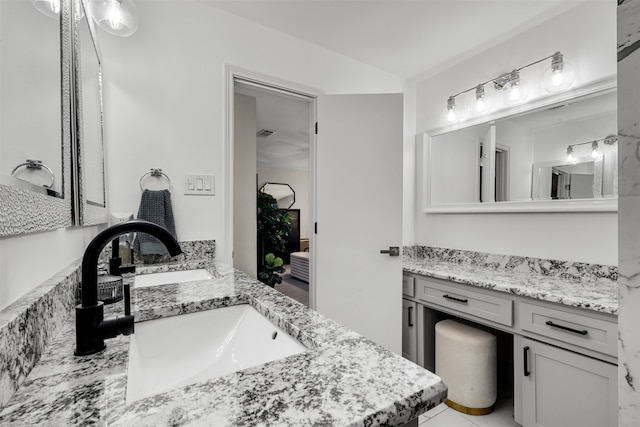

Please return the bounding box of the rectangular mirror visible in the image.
[423,82,617,213]
[72,0,108,225]
[0,0,73,235]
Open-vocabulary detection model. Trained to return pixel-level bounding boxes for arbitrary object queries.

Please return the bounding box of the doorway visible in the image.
[228,69,318,308]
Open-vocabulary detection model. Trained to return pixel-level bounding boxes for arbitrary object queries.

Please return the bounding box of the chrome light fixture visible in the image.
[443,96,460,124]
[566,135,617,163]
[541,52,577,93]
[29,0,61,19]
[29,0,84,20]
[88,0,139,37]
[471,84,493,116]
[500,69,530,106]
[442,51,577,125]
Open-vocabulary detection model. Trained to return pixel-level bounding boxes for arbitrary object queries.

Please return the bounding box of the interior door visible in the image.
[315,93,403,354]
[480,125,496,203]
[233,93,257,278]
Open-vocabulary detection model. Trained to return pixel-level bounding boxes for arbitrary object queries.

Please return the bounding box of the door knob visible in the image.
[380,246,399,257]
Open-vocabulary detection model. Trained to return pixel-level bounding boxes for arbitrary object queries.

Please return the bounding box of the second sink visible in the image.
[133,268,213,288]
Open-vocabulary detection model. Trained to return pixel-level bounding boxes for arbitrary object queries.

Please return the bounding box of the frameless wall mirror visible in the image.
[260,182,296,209]
[423,81,617,213]
[0,0,73,236]
[72,0,108,225]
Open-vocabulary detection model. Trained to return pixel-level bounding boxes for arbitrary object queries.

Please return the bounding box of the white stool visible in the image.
[435,319,497,415]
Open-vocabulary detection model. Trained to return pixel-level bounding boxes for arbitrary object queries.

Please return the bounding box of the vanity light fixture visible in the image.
[88,0,139,37]
[566,135,617,163]
[30,0,84,20]
[471,84,492,116]
[566,145,576,164]
[501,70,530,106]
[29,0,60,19]
[541,52,577,93]
[591,141,601,159]
[442,51,577,124]
[444,96,460,124]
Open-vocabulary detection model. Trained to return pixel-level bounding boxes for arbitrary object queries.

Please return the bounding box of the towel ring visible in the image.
[11,159,55,189]
[139,168,171,191]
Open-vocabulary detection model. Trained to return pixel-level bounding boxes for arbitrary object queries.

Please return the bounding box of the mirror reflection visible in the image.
[74,0,108,225]
[0,0,63,197]
[429,89,617,206]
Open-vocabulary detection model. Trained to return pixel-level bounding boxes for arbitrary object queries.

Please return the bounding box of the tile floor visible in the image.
[419,397,519,427]
[274,265,309,306]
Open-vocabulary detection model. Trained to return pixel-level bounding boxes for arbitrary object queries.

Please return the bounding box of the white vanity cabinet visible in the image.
[402,299,418,363]
[402,272,618,427]
[402,276,418,363]
[516,336,617,427]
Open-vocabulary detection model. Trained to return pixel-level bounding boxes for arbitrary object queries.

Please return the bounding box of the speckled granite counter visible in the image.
[403,246,618,315]
[0,261,446,426]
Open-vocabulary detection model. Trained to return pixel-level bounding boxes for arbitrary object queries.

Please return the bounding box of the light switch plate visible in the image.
[184,174,215,196]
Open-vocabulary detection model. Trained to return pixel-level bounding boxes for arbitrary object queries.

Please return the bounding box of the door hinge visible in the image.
[314,222,318,234]
[315,122,318,135]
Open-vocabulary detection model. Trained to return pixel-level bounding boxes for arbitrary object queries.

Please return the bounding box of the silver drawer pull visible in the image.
[443,294,468,304]
[545,320,588,335]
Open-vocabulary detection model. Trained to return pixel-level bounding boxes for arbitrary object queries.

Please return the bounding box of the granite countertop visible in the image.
[0,261,446,426]
[403,258,618,316]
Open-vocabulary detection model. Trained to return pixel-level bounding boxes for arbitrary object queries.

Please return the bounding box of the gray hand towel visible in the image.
[133,189,177,255]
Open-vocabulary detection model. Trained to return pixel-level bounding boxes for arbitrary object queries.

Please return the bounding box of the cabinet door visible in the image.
[402,299,417,363]
[521,337,617,427]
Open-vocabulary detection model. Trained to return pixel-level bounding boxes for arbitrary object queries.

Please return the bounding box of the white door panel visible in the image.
[316,93,403,354]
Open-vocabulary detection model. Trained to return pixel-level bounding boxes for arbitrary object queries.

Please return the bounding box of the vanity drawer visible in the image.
[402,275,415,297]
[519,302,617,357]
[416,278,513,326]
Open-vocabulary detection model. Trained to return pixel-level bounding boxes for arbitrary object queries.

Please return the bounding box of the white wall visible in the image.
[258,166,310,240]
[412,1,618,265]
[0,226,100,309]
[98,1,405,263]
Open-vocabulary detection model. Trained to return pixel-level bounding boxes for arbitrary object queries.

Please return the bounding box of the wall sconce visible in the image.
[443,51,577,124]
[566,135,617,163]
[88,0,139,37]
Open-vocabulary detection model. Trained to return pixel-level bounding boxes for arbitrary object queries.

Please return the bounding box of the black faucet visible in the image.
[75,220,182,356]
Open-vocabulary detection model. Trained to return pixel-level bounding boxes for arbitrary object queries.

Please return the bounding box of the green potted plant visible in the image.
[257,191,291,286]
[258,253,285,287]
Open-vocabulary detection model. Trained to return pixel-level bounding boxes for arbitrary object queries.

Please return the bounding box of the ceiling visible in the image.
[216,0,590,171]
[202,0,586,80]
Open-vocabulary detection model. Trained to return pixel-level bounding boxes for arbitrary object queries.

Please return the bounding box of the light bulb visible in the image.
[29,0,61,19]
[591,141,602,159]
[89,0,139,37]
[107,0,124,30]
[470,84,492,116]
[44,0,60,14]
[502,70,529,106]
[566,146,576,163]
[542,52,576,93]
[443,96,460,124]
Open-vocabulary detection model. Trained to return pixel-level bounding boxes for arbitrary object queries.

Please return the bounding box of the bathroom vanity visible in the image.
[402,249,617,427]
[0,260,446,426]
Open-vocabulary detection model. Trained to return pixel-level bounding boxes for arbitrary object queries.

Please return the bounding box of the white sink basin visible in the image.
[126,304,306,403]
[134,268,213,288]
